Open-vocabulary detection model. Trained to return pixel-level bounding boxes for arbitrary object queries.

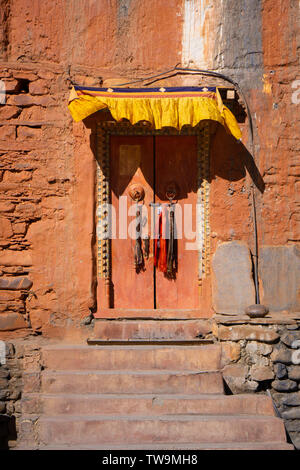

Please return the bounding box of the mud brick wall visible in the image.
[0,62,99,340]
[213,315,300,449]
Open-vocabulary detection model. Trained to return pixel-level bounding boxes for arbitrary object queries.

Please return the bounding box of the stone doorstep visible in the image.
[40,370,224,395]
[21,392,276,417]
[35,414,288,446]
[41,344,222,371]
[21,442,294,450]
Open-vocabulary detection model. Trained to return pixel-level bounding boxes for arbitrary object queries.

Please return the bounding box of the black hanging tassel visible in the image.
[134,206,144,272]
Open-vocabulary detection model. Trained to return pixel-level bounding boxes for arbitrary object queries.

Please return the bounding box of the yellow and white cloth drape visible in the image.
[68,85,242,140]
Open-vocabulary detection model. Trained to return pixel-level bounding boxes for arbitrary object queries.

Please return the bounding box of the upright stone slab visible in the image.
[212,241,255,314]
[259,245,300,312]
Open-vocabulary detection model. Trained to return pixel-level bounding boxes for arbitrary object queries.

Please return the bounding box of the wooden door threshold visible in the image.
[87,338,214,346]
[94,309,209,319]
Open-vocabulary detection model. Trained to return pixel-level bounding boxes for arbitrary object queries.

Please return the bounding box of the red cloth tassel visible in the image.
[154,207,167,273]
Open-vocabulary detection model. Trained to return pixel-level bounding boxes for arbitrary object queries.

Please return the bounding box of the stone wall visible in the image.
[0,341,21,449]
[0,62,98,339]
[213,314,300,449]
[0,338,45,449]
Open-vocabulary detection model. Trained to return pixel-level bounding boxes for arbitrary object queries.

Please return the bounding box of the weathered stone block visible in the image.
[212,241,255,314]
[282,391,300,406]
[291,349,300,365]
[259,245,300,311]
[29,79,49,95]
[0,277,33,290]
[274,362,288,379]
[287,366,300,381]
[223,364,248,378]
[0,368,9,379]
[271,379,298,392]
[0,125,15,140]
[282,408,300,419]
[12,222,27,235]
[0,105,21,120]
[271,346,292,364]
[0,202,15,212]
[0,218,13,239]
[0,312,28,331]
[2,79,19,93]
[245,341,273,356]
[218,325,279,343]
[220,341,241,366]
[17,126,42,140]
[281,331,300,348]
[250,365,274,381]
[3,170,32,183]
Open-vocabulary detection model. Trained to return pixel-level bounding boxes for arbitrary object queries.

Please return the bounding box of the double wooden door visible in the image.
[110,134,199,309]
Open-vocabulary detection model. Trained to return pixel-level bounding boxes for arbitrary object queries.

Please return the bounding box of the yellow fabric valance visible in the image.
[68,85,242,140]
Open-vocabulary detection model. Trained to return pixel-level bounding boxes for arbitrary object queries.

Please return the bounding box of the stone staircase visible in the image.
[17,319,293,450]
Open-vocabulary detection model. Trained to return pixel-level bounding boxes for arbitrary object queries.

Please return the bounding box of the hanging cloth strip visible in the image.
[68,85,242,140]
[154,206,167,273]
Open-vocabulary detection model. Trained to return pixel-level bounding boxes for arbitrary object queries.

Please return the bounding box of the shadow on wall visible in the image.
[0,415,16,450]
[210,122,265,194]
[85,111,265,194]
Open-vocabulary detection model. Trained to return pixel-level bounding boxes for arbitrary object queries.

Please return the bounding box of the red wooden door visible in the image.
[110,134,198,310]
[155,136,199,308]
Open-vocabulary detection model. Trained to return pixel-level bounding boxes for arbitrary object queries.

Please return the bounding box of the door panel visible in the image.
[110,134,199,310]
[155,136,199,309]
[110,135,154,308]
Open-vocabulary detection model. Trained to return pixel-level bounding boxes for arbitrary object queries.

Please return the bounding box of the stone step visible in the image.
[42,344,221,371]
[37,414,287,446]
[21,442,295,450]
[40,370,224,394]
[90,319,211,341]
[22,392,276,417]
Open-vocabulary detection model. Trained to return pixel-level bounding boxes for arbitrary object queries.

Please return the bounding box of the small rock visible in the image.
[0,401,6,413]
[285,420,300,432]
[0,368,9,379]
[246,341,273,356]
[282,408,300,419]
[272,391,294,407]
[250,365,274,381]
[281,331,300,347]
[292,350,300,365]
[271,346,292,364]
[271,379,298,392]
[289,433,300,450]
[244,380,259,392]
[282,391,300,406]
[219,325,279,343]
[274,362,288,379]
[287,366,300,381]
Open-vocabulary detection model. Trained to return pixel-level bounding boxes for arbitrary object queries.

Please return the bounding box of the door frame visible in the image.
[95,120,211,312]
